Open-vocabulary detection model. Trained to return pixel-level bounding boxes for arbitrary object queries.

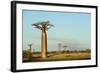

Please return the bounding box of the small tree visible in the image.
[28,44,32,60]
[63,45,67,52]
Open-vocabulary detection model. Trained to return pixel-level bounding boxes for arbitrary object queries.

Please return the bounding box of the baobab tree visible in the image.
[28,44,32,60]
[32,21,54,58]
[63,45,67,52]
[58,43,62,52]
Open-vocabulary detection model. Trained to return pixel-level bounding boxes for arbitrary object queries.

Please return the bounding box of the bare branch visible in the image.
[32,21,54,31]
[32,24,42,30]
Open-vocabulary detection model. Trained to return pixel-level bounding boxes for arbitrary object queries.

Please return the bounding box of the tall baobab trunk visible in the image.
[41,30,47,58]
[32,21,54,58]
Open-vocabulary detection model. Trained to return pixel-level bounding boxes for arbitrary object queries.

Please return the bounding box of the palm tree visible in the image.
[32,21,54,58]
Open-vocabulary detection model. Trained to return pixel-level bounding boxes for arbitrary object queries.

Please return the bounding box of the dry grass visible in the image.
[23,51,91,62]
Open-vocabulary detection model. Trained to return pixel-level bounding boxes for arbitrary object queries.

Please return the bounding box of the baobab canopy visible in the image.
[32,21,54,31]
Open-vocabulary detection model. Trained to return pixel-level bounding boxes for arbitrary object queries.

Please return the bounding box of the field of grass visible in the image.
[23,50,91,62]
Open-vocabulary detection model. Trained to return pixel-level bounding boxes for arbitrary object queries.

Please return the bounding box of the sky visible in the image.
[22,10,91,52]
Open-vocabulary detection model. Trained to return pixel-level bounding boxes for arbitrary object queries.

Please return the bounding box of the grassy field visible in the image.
[23,50,91,62]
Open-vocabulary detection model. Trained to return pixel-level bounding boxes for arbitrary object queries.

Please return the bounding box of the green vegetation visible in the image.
[22,50,32,61]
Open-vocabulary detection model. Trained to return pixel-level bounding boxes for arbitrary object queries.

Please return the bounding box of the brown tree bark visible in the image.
[41,31,47,58]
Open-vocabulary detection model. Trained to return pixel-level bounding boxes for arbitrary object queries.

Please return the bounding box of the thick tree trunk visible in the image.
[41,31,47,58]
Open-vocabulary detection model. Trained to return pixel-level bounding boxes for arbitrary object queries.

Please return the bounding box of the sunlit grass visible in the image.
[23,49,91,62]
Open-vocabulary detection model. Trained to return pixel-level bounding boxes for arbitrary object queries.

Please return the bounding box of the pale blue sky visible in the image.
[22,10,91,51]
